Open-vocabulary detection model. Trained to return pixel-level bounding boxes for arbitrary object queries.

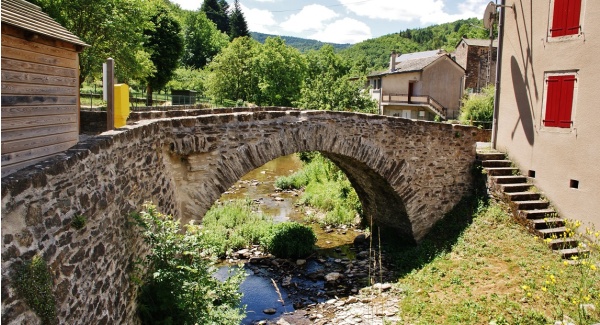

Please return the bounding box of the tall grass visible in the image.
[391,198,600,324]
[200,199,274,257]
[275,153,362,226]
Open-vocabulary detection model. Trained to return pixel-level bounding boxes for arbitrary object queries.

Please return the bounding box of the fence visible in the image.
[79,90,230,111]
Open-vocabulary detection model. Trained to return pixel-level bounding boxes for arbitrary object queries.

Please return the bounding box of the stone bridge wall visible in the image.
[1,108,489,324]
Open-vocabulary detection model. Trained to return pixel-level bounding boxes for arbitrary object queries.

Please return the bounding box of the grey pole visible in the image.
[106,58,115,131]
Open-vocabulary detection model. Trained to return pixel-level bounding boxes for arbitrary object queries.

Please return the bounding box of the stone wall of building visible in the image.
[2,108,489,324]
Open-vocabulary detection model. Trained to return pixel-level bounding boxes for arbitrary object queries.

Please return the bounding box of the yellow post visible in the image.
[114,84,130,128]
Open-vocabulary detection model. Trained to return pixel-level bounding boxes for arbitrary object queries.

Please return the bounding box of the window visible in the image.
[550,0,582,37]
[543,75,576,128]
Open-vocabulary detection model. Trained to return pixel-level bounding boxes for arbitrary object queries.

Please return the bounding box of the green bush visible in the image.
[459,85,495,125]
[265,222,317,259]
[132,203,245,325]
[13,255,57,325]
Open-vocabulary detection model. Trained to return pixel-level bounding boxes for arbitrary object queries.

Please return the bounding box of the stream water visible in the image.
[213,154,362,324]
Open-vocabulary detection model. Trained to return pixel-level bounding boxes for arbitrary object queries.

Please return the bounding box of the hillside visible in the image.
[251,32,351,52]
[341,17,490,71]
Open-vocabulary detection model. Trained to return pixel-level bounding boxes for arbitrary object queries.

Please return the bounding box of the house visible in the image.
[367,49,465,121]
[1,0,88,177]
[453,38,497,92]
[495,0,599,229]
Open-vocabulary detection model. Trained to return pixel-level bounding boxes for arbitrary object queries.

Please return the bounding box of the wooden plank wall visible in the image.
[1,24,80,177]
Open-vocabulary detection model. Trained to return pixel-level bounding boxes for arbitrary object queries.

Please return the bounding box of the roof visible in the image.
[457,38,498,48]
[1,0,88,47]
[369,51,454,77]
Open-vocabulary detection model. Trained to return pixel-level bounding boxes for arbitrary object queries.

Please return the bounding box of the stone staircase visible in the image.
[477,150,588,260]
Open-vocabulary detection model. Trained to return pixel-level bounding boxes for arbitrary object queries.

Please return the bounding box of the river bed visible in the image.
[214,154,368,324]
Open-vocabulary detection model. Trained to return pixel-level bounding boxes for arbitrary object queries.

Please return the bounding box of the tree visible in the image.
[144,6,184,106]
[296,45,377,112]
[201,0,229,34]
[205,37,259,103]
[252,37,305,106]
[182,10,229,69]
[31,0,155,85]
[228,0,249,41]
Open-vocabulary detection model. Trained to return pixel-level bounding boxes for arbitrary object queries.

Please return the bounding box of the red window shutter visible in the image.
[558,76,575,128]
[551,0,568,37]
[565,0,582,35]
[544,76,561,127]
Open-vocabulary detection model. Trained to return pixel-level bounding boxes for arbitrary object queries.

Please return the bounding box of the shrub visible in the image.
[70,215,87,230]
[132,203,245,325]
[265,222,317,259]
[13,255,57,325]
[459,85,495,126]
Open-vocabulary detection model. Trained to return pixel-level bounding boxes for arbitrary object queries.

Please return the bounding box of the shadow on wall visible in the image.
[510,56,535,146]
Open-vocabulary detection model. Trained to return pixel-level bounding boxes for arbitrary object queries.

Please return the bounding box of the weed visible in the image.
[13,255,57,325]
[70,215,87,230]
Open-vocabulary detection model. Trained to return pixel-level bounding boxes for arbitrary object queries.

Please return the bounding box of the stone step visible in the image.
[493,175,528,184]
[505,191,541,202]
[530,217,565,229]
[519,208,557,220]
[512,200,549,210]
[485,167,519,176]
[547,237,579,250]
[537,226,566,239]
[556,247,590,260]
[500,183,531,193]
[476,152,505,160]
[481,160,512,168]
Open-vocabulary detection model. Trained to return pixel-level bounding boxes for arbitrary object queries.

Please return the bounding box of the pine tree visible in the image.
[229,0,249,41]
[201,0,229,34]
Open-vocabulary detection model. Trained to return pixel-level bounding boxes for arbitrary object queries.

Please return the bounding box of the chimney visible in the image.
[390,50,397,72]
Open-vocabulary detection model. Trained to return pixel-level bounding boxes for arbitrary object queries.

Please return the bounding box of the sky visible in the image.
[171,0,491,44]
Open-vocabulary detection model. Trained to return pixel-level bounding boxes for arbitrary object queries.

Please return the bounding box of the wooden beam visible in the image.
[1,104,77,118]
[1,95,77,106]
[1,114,78,130]
[1,70,77,87]
[1,131,78,153]
[1,45,78,69]
[1,82,77,96]
[1,34,76,59]
[1,123,78,142]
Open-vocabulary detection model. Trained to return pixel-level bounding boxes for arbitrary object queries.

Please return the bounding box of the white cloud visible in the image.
[280,4,339,33]
[170,0,200,11]
[309,18,372,44]
[338,0,488,25]
[240,3,278,33]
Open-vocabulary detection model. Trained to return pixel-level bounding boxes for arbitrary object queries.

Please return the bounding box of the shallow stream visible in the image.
[214,154,362,324]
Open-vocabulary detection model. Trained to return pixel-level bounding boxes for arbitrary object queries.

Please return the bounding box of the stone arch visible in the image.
[163,110,485,243]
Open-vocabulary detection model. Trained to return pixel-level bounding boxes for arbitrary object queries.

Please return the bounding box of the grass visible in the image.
[387,198,600,324]
[275,152,362,227]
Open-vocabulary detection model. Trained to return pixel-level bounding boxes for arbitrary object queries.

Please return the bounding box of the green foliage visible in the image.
[70,215,87,230]
[341,18,490,72]
[201,0,229,34]
[206,36,306,106]
[166,67,206,92]
[251,32,351,53]
[132,203,245,325]
[144,5,184,105]
[264,222,317,259]
[200,199,274,257]
[295,45,377,113]
[13,255,57,325]
[181,10,229,69]
[205,36,259,103]
[459,85,495,125]
[228,0,249,41]
[275,153,362,227]
[32,0,155,84]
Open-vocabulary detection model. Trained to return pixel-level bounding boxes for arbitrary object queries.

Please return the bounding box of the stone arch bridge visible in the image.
[1,107,488,324]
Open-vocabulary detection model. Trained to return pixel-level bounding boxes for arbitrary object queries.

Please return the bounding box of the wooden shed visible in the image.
[1,0,88,177]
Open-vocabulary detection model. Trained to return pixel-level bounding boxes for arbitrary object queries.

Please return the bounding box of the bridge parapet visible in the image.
[1,108,489,324]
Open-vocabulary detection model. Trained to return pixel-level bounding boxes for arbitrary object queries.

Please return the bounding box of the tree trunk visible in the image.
[146,84,153,107]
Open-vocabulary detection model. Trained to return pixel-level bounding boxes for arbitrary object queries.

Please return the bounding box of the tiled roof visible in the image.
[397,50,442,62]
[1,0,88,47]
[369,52,449,77]
[460,38,498,48]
